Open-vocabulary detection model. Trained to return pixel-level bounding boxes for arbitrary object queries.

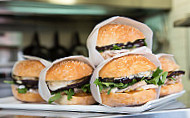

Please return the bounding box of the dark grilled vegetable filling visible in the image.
[167,70,185,78]
[48,75,91,93]
[99,76,150,84]
[12,75,38,80]
[47,75,91,103]
[13,79,38,89]
[99,70,185,84]
[3,75,40,94]
[94,68,171,95]
[96,39,147,52]
[11,75,39,90]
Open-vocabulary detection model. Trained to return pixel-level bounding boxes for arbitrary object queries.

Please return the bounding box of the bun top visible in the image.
[46,60,93,81]
[96,24,145,47]
[13,60,45,77]
[159,57,179,72]
[99,55,157,78]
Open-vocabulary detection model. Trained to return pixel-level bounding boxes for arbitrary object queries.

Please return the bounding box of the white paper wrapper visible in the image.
[90,49,161,106]
[87,16,153,66]
[24,55,52,67]
[156,53,177,67]
[39,56,95,102]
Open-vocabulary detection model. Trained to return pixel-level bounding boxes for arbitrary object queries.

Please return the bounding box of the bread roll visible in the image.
[46,60,93,81]
[159,57,179,72]
[101,89,156,107]
[11,85,44,103]
[55,93,96,105]
[160,82,183,96]
[97,24,145,47]
[99,55,157,78]
[13,60,45,77]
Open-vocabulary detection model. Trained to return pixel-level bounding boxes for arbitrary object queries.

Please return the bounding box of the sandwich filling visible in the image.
[94,68,168,95]
[96,39,147,52]
[47,75,92,104]
[164,70,185,85]
[4,75,39,94]
[96,39,147,59]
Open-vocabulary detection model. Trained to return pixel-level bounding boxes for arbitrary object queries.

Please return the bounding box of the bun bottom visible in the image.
[12,85,44,103]
[55,93,96,105]
[101,89,157,107]
[160,82,183,97]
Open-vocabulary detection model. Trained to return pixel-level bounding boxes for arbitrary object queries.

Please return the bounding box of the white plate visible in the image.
[0,90,185,113]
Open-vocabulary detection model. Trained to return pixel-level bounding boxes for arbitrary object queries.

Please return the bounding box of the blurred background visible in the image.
[0,0,190,106]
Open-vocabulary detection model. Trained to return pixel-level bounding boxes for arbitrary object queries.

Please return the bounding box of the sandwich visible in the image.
[94,54,167,107]
[45,59,96,105]
[158,56,185,96]
[96,24,147,59]
[5,60,45,102]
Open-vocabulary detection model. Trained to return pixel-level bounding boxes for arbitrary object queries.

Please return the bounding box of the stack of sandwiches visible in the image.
[5,16,184,107]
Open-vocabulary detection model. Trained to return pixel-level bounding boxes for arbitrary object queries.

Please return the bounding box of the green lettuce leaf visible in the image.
[170,77,176,81]
[81,83,91,93]
[48,93,62,104]
[64,88,74,100]
[4,80,15,84]
[112,45,122,50]
[94,79,104,91]
[17,88,28,94]
[94,78,137,94]
[146,68,168,86]
[152,67,163,78]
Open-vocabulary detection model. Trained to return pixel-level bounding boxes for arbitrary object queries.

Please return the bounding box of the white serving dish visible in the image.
[0,91,185,113]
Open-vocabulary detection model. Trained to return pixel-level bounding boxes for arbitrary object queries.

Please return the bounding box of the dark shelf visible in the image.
[0,0,171,31]
[174,15,190,27]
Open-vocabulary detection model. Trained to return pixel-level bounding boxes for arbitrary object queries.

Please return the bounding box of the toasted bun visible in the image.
[160,82,183,96]
[13,60,45,77]
[55,93,96,105]
[159,57,179,72]
[101,89,156,107]
[99,55,157,78]
[46,60,93,81]
[96,24,145,47]
[11,85,44,103]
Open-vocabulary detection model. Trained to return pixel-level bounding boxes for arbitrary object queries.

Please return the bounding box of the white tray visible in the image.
[0,91,185,113]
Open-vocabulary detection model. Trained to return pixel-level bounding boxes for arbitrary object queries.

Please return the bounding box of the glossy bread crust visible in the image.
[159,57,179,72]
[46,60,93,81]
[99,54,157,78]
[55,94,96,105]
[11,85,44,103]
[160,82,183,96]
[101,89,157,107]
[13,60,45,77]
[96,24,145,47]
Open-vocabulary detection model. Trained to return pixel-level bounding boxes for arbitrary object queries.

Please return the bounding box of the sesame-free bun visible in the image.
[160,82,183,97]
[11,85,44,103]
[46,60,93,81]
[101,89,156,107]
[55,93,96,105]
[13,60,45,77]
[96,24,145,47]
[159,57,179,72]
[99,55,157,78]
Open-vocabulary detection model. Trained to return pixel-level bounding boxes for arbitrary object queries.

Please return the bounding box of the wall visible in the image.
[145,0,190,106]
